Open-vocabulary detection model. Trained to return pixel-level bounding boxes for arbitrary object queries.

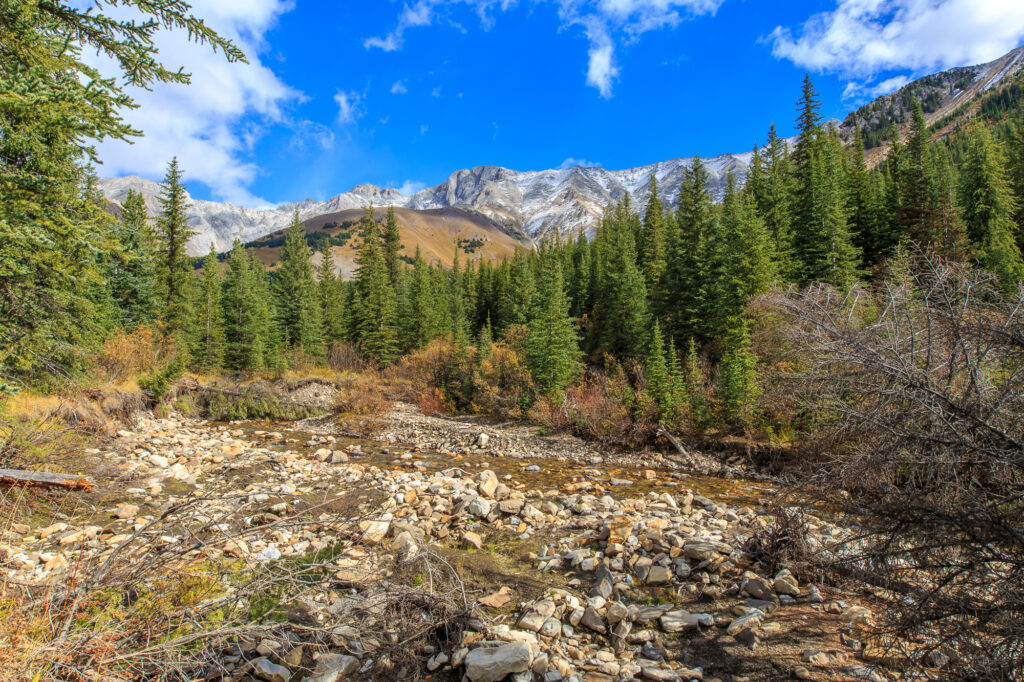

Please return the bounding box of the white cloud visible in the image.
[769,0,1024,78]
[557,157,602,169]
[367,1,721,97]
[391,80,409,94]
[90,0,299,207]
[585,34,618,97]
[365,0,438,51]
[395,180,428,195]
[335,90,365,124]
[842,74,910,100]
[420,124,430,135]
[289,120,336,150]
[432,86,443,97]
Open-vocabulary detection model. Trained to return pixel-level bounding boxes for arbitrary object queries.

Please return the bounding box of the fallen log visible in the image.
[0,468,94,492]
[657,424,689,457]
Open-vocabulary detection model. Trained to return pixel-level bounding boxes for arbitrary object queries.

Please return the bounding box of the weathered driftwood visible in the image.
[0,468,94,492]
[657,424,689,457]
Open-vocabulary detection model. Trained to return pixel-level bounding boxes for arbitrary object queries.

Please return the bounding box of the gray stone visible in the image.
[581,606,607,633]
[308,653,360,682]
[464,642,533,682]
[659,610,712,632]
[251,657,290,682]
[427,651,449,671]
[467,497,492,517]
[645,565,672,585]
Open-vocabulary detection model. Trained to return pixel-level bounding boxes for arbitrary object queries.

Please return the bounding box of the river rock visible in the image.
[251,657,290,682]
[475,470,499,497]
[464,642,532,682]
[467,497,492,517]
[308,653,360,681]
[774,569,800,596]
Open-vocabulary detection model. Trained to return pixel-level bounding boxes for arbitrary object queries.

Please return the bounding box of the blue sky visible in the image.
[92,0,1024,207]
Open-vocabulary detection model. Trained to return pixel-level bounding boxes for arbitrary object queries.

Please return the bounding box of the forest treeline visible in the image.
[6,59,1024,442]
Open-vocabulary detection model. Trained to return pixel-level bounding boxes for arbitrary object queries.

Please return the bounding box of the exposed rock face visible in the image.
[99,153,753,256]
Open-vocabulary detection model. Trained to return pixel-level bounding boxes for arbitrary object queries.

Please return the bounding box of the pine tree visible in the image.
[804,129,860,288]
[222,241,268,371]
[353,207,400,364]
[959,124,1024,288]
[761,124,797,278]
[596,198,650,357]
[155,157,196,335]
[382,205,403,287]
[717,323,760,426]
[848,129,881,268]
[791,75,824,277]
[644,321,675,416]
[193,245,224,370]
[318,243,346,344]
[640,175,668,294]
[273,211,324,356]
[526,253,581,397]
[663,160,713,345]
[109,188,159,329]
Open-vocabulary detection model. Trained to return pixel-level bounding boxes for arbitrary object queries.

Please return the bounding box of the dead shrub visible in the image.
[327,342,375,373]
[392,337,477,410]
[743,504,811,576]
[333,372,393,416]
[94,326,166,381]
[416,387,447,416]
[555,365,658,447]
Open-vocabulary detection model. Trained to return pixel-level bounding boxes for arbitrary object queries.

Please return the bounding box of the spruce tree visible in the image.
[193,245,225,370]
[318,243,346,344]
[382,205,403,287]
[526,253,581,397]
[449,250,471,345]
[155,156,196,334]
[717,323,760,427]
[222,241,267,371]
[848,129,881,268]
[353,207,400,364]
[791,75,823,278]
[761,124,797,278]
[804,129,860,288]
[596,198,650,358]
[640,175,668,294]
[663,160,713,345]
[644,321,675,416]
[405,247,442,349]
[959,124,1024,288]
[273,211,324,356]
[1008,111,1024,246]
[109,188,159,329]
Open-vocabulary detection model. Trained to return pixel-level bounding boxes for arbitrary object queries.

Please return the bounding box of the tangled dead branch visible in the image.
[766,252,1024,679]
[1,482,474,681]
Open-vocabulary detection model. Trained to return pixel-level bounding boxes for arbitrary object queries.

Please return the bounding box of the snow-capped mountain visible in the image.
[100,44,1024,257]
[100,152,753,256]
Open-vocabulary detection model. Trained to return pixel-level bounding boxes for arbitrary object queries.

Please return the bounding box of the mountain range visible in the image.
[99,45,1024,265]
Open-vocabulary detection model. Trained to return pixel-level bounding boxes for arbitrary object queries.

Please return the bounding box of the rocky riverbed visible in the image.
[0,404,915,681]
